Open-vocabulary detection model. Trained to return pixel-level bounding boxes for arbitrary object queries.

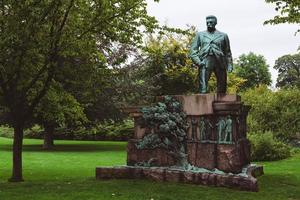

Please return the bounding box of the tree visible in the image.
[274,53,300,88]
[234,52,272,91]
[0,0,159,182]
[264,0,300,33]
[135,30,198,96]
[35,83,87,150]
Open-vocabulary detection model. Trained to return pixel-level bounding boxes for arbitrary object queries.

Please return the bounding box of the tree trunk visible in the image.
[43,125,54,150]
[9,124,24,182]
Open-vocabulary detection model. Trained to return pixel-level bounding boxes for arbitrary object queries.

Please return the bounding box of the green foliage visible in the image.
[36,84,87,128]
[23,120,134,141]
[0,125,14,138]
[241,86,300,140]
[248,131,291,161]
[264,0,300,33]
[0,0,161,126]
[208,73,247,93]
[139,30,198,96]
[84,119,134,141]
[234,52,272,91]
[139,96,189,166]
[274,52,300,88]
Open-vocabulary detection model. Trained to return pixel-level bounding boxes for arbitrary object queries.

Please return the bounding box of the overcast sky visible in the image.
[146,0,300,85]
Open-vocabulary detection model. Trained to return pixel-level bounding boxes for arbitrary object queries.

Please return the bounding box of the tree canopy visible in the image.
[0,0,160,182]
[234,52,272,91]
[274,53,300,88]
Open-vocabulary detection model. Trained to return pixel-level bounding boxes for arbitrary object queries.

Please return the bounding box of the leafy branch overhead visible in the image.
[264,0,300,33]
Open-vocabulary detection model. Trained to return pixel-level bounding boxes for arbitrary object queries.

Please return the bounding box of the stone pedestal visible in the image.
[126,94,251,173]
[97,94,263,191]
[95,165,264,192]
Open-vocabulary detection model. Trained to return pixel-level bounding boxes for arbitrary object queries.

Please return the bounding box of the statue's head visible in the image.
[206,15,217,31]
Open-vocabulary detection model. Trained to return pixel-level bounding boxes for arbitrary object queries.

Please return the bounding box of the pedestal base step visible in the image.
[95,165,263,192]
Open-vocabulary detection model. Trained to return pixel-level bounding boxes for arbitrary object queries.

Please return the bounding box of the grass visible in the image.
[0,137,300,200]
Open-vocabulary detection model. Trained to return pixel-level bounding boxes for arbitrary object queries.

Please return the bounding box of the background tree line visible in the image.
[0,0,299,182]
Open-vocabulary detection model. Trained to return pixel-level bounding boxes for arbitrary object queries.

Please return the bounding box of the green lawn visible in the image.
[0,137,299,200]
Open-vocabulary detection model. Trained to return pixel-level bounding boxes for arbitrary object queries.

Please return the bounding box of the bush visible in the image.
[0,126,14,138]
[241,86,300,141]
[248,131,291,161]
[72,119,134,141]
[24,125,44,138]
[22,119,134,141]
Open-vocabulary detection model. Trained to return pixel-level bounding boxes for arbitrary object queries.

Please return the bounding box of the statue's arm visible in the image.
[224,34,233,72]
[189,33,202,66]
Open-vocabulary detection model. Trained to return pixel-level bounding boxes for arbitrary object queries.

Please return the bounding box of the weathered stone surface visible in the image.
[165,170,182,182]
[96,165,263,192]
[127,141,138,166]
[217,144,242,173]
[187,142,197,166]
[176,94,215,115]
[182,172,194,184]
[95,167,129,179]
[144,168,165,182]
[208,174,217,185]
[216,175,227,187]
[217,141,251,173]
[194,172,202,184]
[96,167,115,179]
[214,94,241,102]
[200,173,209,185]
[114,167,131,179]
[239,139,251,166]
[113,94,263,191]
[196,143,216,170]
[213,102,242,112]
[135,123,145,139]
[127,140,176,167]
[131,167,144,179]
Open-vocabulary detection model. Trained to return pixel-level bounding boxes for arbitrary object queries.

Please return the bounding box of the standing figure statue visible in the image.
[216,117,226,142]
[224,115,233,142]
[191,117,198,141]
[199,117,206,141]
[190,15,233,93]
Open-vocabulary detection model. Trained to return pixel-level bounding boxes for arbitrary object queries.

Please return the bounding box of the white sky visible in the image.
[146,0,300,86]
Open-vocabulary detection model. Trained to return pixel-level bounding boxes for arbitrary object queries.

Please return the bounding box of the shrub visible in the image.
[21,119,134,141]
[248,131,291,161]
[24,125,44,139]
[241,86,300,141]
[0,126,14,138]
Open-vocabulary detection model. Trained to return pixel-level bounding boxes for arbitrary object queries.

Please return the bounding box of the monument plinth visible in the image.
[96,94,263,192]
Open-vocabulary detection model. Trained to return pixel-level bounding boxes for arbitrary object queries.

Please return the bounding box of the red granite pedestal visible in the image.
[96,165,264,192]
[96,94,264,191]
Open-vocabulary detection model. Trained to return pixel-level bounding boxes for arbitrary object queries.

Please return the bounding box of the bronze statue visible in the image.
[190,15,233,93]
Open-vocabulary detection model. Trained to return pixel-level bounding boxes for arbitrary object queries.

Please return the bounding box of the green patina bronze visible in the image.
[199,117,213,142]
[190,15,233,94]
[191,117,198,141]
[216,115,233,144]
[199,117,205,140]
[136,96,189,168]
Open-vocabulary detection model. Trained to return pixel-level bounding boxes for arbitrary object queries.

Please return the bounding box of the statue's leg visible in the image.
[224,131,228,142]
[199,66,207,93]
[204,56,213,93]
[214,60,227,93]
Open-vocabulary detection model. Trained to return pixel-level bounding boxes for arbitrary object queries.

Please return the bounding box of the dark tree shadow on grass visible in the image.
[0,142,127,152]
